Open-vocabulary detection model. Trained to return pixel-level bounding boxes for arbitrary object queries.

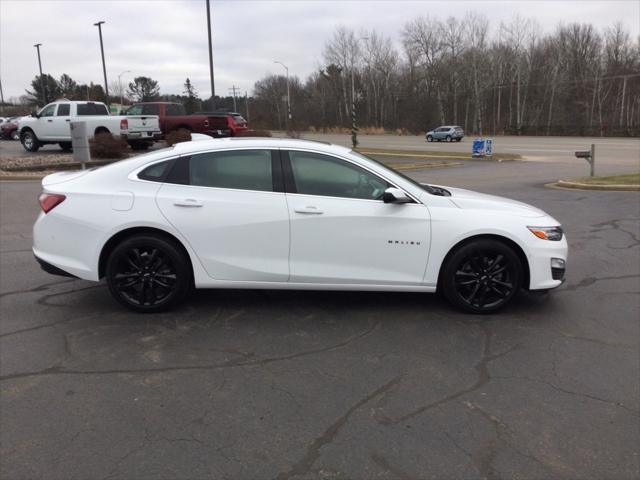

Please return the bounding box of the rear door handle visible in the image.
[173,199,203,208]
[47,119,53,122]
[294,205,323,214]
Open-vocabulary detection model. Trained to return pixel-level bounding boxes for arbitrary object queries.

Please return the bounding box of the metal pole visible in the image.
[590,143,595,177]
[274,61,290,128]
[34,43,46,105]
[206,0,215,109]
[245,91,249,122]
[118,70,131,108]
[0,77,4,114]
[94,22,109,105]
[351,66,357,149]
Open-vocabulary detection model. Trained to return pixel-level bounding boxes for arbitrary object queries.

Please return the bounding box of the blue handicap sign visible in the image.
[472,139,485,156]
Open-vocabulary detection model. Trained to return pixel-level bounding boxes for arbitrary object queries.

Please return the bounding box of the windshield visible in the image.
[349,150,435,194]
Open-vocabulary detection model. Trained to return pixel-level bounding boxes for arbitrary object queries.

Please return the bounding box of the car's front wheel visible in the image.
[21,130,40,152]
[106,234,193,313]
[441,239,522,313]
[446,135,452,142]
[426,135,433,142]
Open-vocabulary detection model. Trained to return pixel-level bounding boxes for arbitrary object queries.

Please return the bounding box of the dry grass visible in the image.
[89,133,128,159]
[573,173,640,185]
[165,128,192,146]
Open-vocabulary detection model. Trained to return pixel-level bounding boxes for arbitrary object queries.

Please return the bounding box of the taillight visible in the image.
[204,119,209,128]
[120,119,128,131]
[39,193,66,213]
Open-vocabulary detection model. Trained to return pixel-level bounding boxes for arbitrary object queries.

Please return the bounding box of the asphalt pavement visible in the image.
[0,155,639,479]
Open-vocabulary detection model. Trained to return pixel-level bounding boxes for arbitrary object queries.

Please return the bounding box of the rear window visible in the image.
[77,103,109,116]
[126,104,160,116]
[208,117,229,128]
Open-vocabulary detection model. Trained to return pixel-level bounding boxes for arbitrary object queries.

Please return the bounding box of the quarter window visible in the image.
[138,160,172,182]
[189,150,273,192]
[287,151,388,200]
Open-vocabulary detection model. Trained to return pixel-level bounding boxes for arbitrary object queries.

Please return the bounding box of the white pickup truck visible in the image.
[18,100,162,152]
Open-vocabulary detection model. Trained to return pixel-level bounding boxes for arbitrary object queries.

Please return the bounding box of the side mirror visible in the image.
[31,111,39,118]
[383,187,412,204]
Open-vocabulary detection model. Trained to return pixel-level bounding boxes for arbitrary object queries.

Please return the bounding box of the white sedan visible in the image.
[33,138,567,313]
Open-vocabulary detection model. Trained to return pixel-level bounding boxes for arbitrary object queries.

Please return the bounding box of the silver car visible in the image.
[426,126,464,142]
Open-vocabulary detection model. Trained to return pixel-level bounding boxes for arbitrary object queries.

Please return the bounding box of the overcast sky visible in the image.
[1,0,638,102]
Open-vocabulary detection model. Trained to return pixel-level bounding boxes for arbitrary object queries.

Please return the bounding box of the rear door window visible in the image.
[166,104,185,116]
[189,150,273,192]
[77,103,109,115]
[56,104,70,116]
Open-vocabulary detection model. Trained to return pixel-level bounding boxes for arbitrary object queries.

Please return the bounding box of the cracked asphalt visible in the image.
[1,156,639,480]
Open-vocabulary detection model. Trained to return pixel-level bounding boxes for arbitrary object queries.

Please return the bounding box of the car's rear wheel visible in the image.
[21,130,39,152]
[59,142,72,152]
[426,135,433,142]
[11,130,20,141]
[106,235,192,313]
[456,138,462,142]
[441,239,522,313]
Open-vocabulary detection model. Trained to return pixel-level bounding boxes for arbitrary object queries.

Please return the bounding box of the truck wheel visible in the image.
[21,130,40,152]
[59,142,73,152]
[129,141,150,151]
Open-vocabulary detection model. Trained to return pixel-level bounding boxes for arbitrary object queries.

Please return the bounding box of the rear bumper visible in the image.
[34,254,78,278]
[122,130,162,141]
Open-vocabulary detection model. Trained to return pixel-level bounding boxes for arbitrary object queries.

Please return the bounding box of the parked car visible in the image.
[192,111,248,136]
[125,102,242,138]
[33,138,567,314]
[18,101,162,152]
[1,117,21,140]
[426,126,464,142]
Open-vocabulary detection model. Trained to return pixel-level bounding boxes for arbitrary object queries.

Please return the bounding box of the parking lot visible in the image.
[1,153,639,479]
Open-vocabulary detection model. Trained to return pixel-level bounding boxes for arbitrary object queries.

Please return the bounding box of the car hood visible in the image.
[430,184,548,218]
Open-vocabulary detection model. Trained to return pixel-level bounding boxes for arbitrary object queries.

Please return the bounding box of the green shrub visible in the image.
[89,132,128,159]
[165,128,192,146]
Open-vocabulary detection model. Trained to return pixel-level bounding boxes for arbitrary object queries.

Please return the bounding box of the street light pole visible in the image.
[93,21,109,106]
[118,70,131,108]
[274,61,291,129]
[206,0,215,109]
[33,43,46,105]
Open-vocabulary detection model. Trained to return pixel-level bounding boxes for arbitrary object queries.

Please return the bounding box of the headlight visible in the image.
[527,226,563,241]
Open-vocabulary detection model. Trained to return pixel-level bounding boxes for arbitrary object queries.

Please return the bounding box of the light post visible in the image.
[94,21,109,106]
[206,0,215,109]
[350,37,368,149]
[33,43,46,105]
[274,60,291,129]
[118,70,131,108]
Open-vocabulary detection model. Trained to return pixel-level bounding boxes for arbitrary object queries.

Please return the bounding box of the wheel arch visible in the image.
[436,233,530,290]
[98,226,194,280]
[94,126,111,136]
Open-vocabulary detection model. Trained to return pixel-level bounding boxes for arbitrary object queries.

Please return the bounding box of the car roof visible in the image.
[170,137,351,155]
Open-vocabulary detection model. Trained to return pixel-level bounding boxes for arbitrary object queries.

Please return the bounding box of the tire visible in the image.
[106,234,193,313]
[441,239,522,314]
[446,135,452,142]
[426,135,433,142]
[21,130,40,152]
[59,142,72,152]
[456,138,462,142]
[10,130,20,141]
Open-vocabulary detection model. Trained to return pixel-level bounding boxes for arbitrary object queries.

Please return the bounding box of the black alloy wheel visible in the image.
[442,239,522,313]
[106,235,192,312]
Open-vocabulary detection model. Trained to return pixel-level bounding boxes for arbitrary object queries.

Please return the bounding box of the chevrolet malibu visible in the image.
[33,138,567,313]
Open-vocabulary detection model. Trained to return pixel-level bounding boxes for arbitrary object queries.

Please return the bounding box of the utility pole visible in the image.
[274,61,291,129]
[206,0,215,110]
[93,21,109,106]
[0,77,4,115]
[245,91,250,122]
[33,43,46,105]
[228,85,240,112]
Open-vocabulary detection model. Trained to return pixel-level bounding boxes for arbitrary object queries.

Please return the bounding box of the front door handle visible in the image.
[173,199,203,208]
[294,205,323,215]
[47,119,53,122]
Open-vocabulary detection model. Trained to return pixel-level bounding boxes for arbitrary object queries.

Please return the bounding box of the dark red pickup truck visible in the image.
[125,102,247,137]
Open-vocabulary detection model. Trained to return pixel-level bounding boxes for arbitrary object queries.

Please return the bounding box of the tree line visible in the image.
[250,16,639,136]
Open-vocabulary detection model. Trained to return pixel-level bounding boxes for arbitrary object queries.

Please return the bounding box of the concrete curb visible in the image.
[550,180,640,192]
[0,175,46,181]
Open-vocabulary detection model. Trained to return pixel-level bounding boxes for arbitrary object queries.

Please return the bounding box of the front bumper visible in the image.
[527,236,568,290]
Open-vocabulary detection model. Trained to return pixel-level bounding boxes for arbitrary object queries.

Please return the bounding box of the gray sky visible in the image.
[1,0,638,101]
